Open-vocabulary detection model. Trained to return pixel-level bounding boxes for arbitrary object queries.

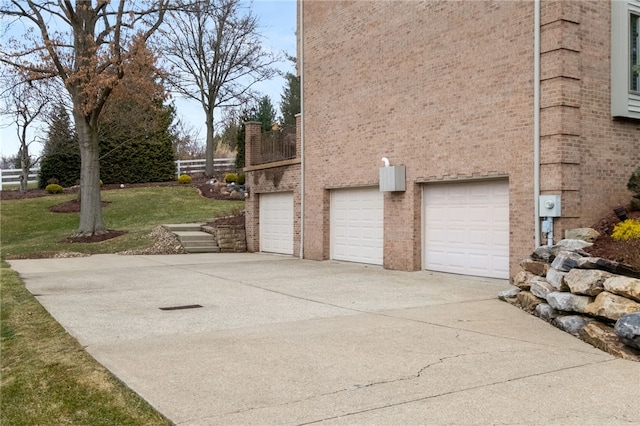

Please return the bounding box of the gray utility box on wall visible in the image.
[379,166,406,192]
[539,195,561,217]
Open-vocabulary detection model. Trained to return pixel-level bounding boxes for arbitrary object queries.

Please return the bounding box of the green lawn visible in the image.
[1,185,244,424]
[1,185,244,258]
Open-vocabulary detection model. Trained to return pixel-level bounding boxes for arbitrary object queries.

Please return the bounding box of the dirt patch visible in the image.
[61,230,127,244]
[50,200,111,213]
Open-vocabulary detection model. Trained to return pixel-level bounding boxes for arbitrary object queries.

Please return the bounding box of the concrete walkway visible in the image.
[9,253,640,425]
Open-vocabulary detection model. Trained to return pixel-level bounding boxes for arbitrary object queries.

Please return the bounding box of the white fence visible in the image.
[0,158,236,189]
[175,158,235,177]
[0,168,39,189]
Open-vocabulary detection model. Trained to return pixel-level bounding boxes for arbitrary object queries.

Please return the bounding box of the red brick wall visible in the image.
[547,0,640,231]
[244,117,302,256]
[302,0,535,272]
[301,0,639,275]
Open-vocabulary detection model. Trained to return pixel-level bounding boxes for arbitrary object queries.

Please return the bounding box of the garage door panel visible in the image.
[423,180,509,279]
[331,188,383,265]
[260,192,293,255]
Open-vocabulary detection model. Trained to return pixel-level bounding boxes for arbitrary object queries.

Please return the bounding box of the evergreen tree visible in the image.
[280,71,300,127]
[256,96,277,132]
[97,39,176,184]
[38,104,80,188]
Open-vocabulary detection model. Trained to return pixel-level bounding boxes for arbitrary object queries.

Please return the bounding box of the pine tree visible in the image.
[256,96,277,132]
[280,72,300,127]
[38,105,80,188]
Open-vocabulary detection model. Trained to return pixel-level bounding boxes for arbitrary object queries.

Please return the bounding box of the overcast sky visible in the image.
[0,0,297,160]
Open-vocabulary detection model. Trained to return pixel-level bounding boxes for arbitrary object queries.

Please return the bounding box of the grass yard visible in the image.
[1,185,244,424]
[1,185,244,258]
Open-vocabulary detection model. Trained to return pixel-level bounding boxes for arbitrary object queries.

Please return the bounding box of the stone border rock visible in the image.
[500,236,640,362]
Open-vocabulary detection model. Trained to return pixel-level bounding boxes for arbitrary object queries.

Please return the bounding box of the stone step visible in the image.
[174,231,216,244]
[185,245,221,253]
[163,223,204,232]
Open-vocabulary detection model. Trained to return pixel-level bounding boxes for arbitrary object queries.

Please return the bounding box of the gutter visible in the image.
[299,0,305,259]
[533,0,541,248]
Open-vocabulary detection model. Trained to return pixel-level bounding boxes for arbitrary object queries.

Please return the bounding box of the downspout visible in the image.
[533,0,541,247]
[299,0,305,259]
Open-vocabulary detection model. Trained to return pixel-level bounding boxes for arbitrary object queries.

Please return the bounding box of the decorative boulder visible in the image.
[546,268,569,291]
[585,292,640,322]
[512,270,535,290]
[531,245,559,263]
[604,276,640,303]
[614,313,640,350]
[498,286,520,301]
[553,315,591,335]
[565,269,612,296]
[551,251,584,272]
[555,239,593,251]
[564,228,600,243]
[536,303,560,321]
[516,291,544,313]
[520,258,549,277]
[581,321,640,361]
[546,291,592,313]
[576,257,640,279]
[529,277,555,300]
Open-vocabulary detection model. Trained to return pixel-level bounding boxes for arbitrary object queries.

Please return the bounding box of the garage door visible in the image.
[331,187,383,265]
[423,180,509,279]
[260,192,293,255]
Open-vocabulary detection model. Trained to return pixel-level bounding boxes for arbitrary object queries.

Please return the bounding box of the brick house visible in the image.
[245,0,640,279]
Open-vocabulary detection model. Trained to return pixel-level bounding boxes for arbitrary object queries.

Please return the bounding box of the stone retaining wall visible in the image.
[202,225,247,253]
[500,239,640,361]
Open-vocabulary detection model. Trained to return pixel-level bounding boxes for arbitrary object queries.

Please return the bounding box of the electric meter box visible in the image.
[539,195,561,217]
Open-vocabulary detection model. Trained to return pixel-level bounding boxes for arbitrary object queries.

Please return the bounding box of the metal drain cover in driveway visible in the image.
[159,304,203,311]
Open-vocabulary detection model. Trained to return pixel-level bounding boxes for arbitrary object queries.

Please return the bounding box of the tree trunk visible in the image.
[75,116,106,236]
[205,109,215,177]
[19,146,29,194]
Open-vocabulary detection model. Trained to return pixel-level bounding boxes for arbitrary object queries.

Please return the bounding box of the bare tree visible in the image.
[159,0,278,176]
[0,0,172,236]
[0,68,49,193]
[171,118,206,160]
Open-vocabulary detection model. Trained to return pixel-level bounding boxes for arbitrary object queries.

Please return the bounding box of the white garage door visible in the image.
[331,187,383,265]
[260,192,294,255]
[423,180,509,279]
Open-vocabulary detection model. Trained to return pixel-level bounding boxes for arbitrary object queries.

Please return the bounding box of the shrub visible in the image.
[178,174,192,184]
[236,173,245,185]
[224,173,237,183]
[612,219,640,241]
[45,184,64,194]
[628,166,640,199]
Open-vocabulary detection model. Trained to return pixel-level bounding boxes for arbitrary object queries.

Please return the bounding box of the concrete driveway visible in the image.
[9,253,640,425]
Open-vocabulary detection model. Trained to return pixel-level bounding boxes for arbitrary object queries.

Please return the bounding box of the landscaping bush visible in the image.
[178,174,192,184]
[236,173,245,185]
[612,219,640,241]
[45,184,64,194]
[224,173,237,183]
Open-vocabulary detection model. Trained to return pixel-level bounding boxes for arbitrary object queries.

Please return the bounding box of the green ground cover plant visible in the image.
[1,185,244,424]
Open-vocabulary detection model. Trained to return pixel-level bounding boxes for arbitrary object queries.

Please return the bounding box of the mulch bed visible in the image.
[584,208,640,270]
[205,211,245,227]
[61,230,128,244]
